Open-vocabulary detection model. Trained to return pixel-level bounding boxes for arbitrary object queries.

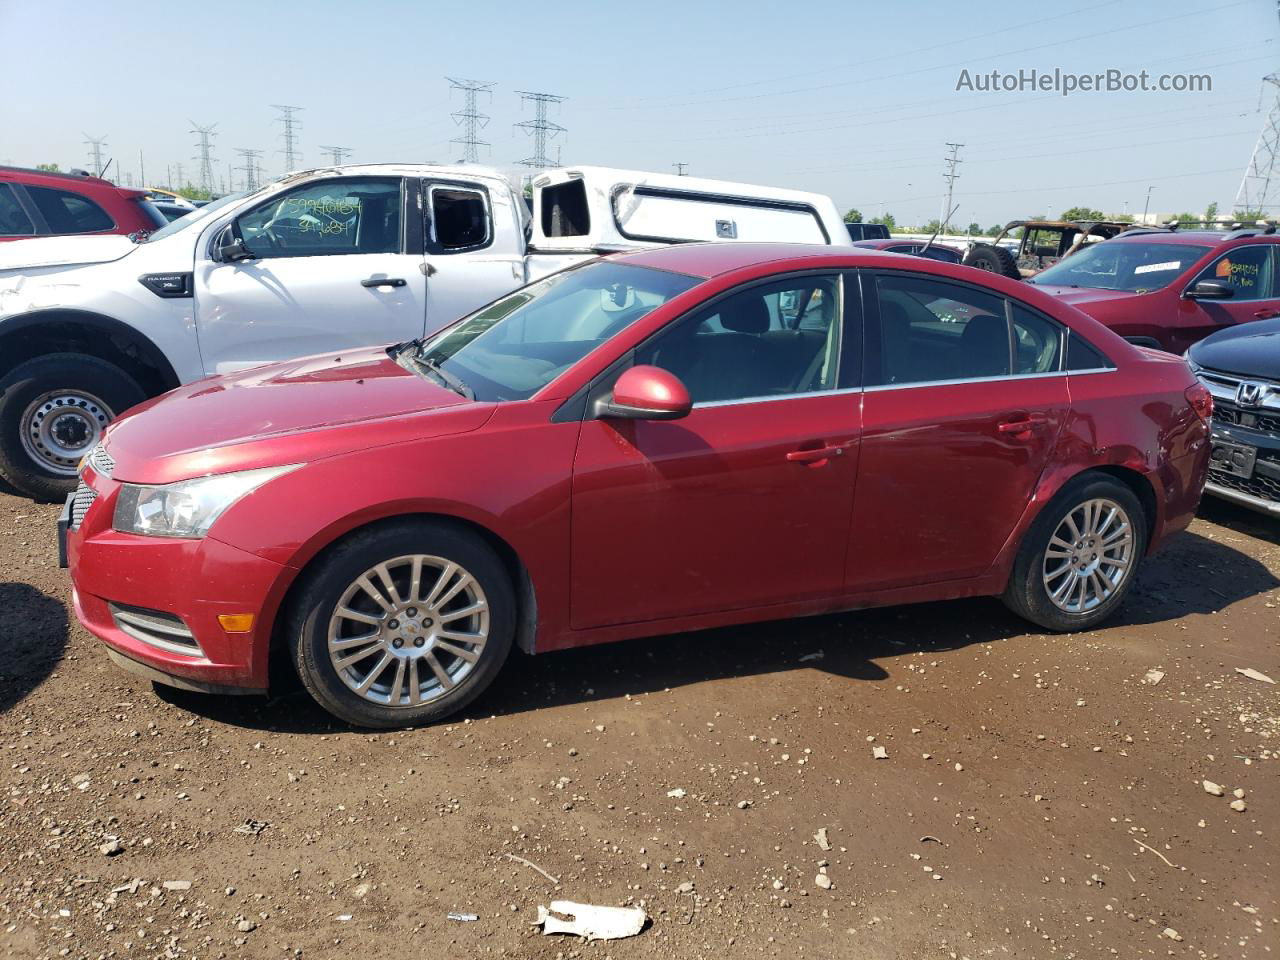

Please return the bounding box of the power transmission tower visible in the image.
[191,122,218,195]
[83,134,108,176]
[941,142,964,232]
[139,150,146,188]
[515,91,567,169]
[235,148,263,191]
[174,162,185,190]
[447,77,495,163]
[319,145,351,166]
[673,162,689,176]
[1236,75,1280,216]
[273,105,303,174]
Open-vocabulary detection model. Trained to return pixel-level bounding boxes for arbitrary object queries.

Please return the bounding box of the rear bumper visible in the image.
[66,472,289,691]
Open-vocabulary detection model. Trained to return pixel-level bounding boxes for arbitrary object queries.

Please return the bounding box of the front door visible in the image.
[570,273,861,629]
[194,176,427,374]
[847,272,1070,591]
[1175,244,1280,353]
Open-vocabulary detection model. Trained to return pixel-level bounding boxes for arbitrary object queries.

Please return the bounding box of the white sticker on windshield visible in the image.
[1133,261,1182,274]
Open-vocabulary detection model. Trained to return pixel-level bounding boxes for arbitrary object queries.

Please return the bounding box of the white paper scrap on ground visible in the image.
[536,901,647,940]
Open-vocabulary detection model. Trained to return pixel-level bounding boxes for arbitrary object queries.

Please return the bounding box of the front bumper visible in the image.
[65,468,287,692]
[1203,419,1280,518]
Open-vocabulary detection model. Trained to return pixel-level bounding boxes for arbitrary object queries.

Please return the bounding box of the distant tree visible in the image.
[870,212,896,231]
[843,207,864,223]
[1173,212,1200,225]
[966,221,982,234]
[1060,206,1105,221]
[1111,212,1135,223]
[174,184,214,201]
[1233,207,1268,223]
[35,162,60,172]
[920,218,943,235]
[1204,201,1220,224]
[985,223,1004,236]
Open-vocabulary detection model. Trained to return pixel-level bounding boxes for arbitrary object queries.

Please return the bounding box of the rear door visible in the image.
[1176,243,1280,352]
[846,271,1070,591]
[569,272,861,629]
[194,176,427,374]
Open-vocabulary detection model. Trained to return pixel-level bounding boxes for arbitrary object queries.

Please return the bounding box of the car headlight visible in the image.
[113,465,301,539]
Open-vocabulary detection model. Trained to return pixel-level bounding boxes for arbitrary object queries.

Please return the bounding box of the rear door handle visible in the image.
[1253,308,1280,319]
[998,414,1049,435]
[361,277,407,288]
[787,445,843,463]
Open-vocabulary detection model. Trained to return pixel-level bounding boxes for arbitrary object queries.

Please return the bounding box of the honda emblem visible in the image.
[1235,380,1267,407]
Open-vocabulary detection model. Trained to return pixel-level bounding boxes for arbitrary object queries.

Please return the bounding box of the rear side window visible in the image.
[1010,304,1063,374]
[0,184,34,236]
[1066,334,1111,371]
[430,186,490,251]
[541,179,590,237]
[25,186,114,233]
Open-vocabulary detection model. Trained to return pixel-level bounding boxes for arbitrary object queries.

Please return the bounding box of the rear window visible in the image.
[25,186,115,234]
[134,198,169,230]
[0,183,34,236]
[541,178,590,238]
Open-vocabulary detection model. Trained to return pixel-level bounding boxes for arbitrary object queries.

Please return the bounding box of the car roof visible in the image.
[1110,230,1280,246]
[0,165,146,198]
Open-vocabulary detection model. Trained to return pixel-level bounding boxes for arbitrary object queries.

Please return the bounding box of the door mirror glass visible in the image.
[1186,280,1235,300]
[596,365,691,420]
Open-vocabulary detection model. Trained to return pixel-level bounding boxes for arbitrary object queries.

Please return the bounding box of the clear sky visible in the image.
[1,0,1275,227]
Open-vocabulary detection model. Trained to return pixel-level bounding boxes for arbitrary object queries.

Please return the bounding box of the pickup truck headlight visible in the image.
[113,465,300,539]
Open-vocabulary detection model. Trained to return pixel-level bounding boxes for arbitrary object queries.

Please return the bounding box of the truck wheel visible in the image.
[288,520,516,728]
[0,354,145,501]
[962,243,1021,280]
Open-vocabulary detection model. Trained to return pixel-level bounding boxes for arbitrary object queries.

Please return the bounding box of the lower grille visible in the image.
[108,603,203,657]
[70,481,98,530]
[1208,468,1280,504]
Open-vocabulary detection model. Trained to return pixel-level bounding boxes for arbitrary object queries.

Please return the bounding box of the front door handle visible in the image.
[361,277,407,288]
[787,445,843,464]
[1253,308,1280,319]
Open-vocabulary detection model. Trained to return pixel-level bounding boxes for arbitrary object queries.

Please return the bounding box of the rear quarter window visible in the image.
[1066,334,1111,371]
[0,183,35,236]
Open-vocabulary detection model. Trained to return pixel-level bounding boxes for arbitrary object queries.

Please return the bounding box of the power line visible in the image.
[447,77,495,163]
[515,91,567,169]
[235,148,263,192]
[82,134,107,177]
[319,145,352,166]
[272,104,303,174]
[191,121,217,195]
[941,142,963,230]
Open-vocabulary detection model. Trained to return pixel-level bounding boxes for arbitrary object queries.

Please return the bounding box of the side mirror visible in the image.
[1186,280,1234,300]
[594,365,691,421]
[217,226,255,263]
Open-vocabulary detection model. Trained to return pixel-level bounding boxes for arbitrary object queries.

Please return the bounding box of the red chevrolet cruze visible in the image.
[63,244,1212,727]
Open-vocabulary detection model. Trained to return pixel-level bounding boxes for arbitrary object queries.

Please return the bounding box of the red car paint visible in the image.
[0,166,165,240]
[66,243,1211,693]
[1031,232,1280,354]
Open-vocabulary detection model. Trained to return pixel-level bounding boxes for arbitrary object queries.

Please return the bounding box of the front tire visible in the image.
[1003,474,1148,632]
[288,521,515,728]
[0,353,145,501]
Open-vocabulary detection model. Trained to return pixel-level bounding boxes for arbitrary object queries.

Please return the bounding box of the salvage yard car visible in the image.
[1,165,167,242]
[0,163,848,500]
[62,242,1212,728]
[963,218,1133,278]
[1029,227,1280,353]
[1188,318,1280,516]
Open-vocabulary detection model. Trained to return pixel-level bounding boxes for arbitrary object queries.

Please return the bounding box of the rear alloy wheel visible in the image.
[1003,475,1147,632]
[290,522,515,727]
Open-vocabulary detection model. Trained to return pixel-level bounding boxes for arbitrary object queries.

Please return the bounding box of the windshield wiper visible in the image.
[403,350,474,400]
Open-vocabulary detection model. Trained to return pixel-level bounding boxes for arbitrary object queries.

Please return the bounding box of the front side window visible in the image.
[236,177,402,258]
[1192,245,1274,301]
[873,275,1011,385]
[25,186,114,233]
[1030,241,1211,293]
[429,186,490,251]
[636,275,843,404]
[0,184,34,236]
[410,262,698,402]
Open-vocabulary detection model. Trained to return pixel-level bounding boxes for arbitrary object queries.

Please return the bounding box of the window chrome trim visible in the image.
[1065,366,1120,376]
[862,370,1076,393]
[692,386,862,410]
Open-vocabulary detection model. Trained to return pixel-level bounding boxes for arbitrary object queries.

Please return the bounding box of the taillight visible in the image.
[1185,382,1213,422]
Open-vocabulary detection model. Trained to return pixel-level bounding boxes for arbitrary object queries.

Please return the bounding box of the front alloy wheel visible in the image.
[290,521,515,728]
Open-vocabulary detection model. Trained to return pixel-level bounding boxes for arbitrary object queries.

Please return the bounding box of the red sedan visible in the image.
[1,166,166,240]
[63,244,1212,727]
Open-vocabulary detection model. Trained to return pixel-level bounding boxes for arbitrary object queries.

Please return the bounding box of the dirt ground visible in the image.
[1,484,1277,960]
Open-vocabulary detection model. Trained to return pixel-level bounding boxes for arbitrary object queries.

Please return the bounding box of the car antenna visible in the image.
[99,157,114,181]
[921,203,959,254]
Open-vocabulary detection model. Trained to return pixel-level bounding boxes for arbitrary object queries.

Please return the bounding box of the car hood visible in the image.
[1029,285,1142,311]
[0,234,138,272]
[102,347,496,485]
[1189,317,1280,380]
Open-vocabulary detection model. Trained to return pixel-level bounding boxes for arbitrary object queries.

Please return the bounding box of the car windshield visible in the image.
[141,190,247,242]
[1030,241,1211,292]
[407,261,699,402]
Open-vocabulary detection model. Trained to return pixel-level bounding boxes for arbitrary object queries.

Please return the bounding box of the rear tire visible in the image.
[288,520,515,728]
[1002,474,1148,632]
[962,243,1021,280]
[0,353,145,501]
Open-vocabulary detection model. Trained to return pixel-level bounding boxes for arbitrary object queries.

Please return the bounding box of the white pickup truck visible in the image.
[0,163,849,498]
